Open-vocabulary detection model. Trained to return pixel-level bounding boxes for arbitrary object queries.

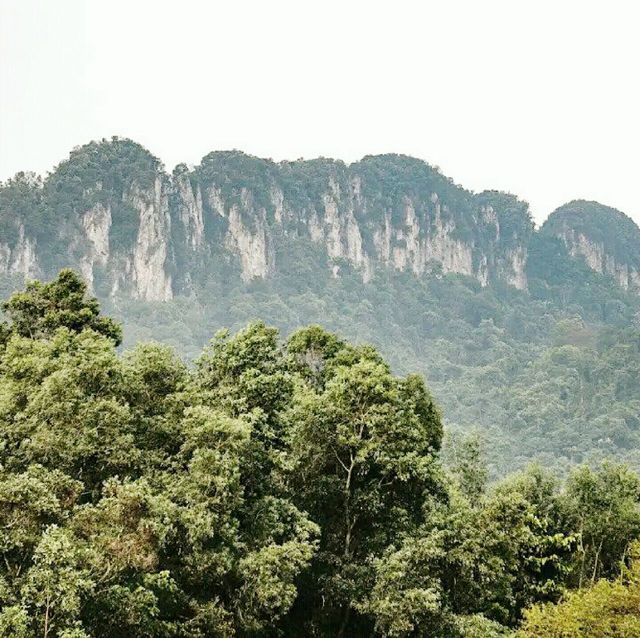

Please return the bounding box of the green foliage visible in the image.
[0,172,44,243]
[0,278,321,636]
[46,138,162,256]
[1,269,122,345]
[4,138,640,633]
[283,334,445,634]
[1,274,640,636]
[518,542,640,637]
[195,150,277,217]
[478,467,575,624]
[563,463,640,586]
[447,432,489,501]
[352,154,470,225]
[0,138,162,272]
[474,190,534,249]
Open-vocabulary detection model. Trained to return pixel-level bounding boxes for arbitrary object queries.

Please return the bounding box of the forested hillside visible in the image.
[2,139,640,475]
[1,271,640,637]
[105,254,640,477]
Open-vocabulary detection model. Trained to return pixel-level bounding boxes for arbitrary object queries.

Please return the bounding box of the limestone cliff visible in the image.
[2,139,637,302]
[0,223,39,279]
[177,152,533,291]
[541,200,640,291]
[0,140,175,301]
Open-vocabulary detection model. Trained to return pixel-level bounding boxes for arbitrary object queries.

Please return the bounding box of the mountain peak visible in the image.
[541,200,640,290]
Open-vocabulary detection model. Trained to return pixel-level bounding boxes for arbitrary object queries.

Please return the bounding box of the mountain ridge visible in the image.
[4,137,637,302]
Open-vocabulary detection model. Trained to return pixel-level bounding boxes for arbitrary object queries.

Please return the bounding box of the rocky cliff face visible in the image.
[56,174,172,301]
[0,223,39,279]
[175,151,534,295]
[541,200,640,292]
[6,139,637,302]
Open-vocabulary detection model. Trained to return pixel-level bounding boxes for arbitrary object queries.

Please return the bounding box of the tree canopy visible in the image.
[0,271,640,636]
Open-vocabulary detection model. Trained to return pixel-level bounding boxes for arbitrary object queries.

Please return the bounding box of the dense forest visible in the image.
[1,271,640,636]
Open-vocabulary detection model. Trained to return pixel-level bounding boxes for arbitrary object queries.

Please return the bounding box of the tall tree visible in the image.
[1,269,122,345]
[283,327,445,635]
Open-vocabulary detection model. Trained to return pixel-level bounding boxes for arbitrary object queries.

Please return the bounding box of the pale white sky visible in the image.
[1,0,639,224]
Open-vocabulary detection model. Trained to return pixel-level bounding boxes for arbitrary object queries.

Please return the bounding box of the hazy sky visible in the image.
[1,0,639,224]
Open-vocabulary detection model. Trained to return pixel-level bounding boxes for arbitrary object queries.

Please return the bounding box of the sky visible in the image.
[1,0,639,225]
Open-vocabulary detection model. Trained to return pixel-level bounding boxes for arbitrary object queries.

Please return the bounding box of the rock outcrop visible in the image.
[541,200,640,291]
[0,223,39,278]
